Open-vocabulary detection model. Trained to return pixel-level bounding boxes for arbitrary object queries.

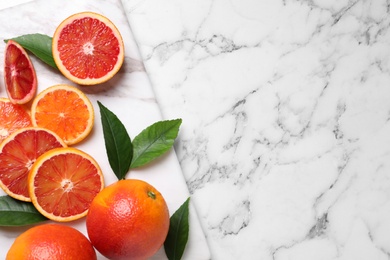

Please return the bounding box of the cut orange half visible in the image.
[3,40,37,104]
[0,97,32,144]
[31,84,94,145]
[0,127,66,201]
[52,12,124,85]
[28,147,104,222]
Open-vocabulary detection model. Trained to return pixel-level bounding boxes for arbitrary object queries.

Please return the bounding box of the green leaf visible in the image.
[0,196,47,226]
[130,119,182,169]
[98,101,133,180]
[164,197,190,260]
[5,33,58,69]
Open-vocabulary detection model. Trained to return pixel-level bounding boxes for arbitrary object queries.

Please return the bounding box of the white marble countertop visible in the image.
[122,0,390,259]
[2,0,390,259]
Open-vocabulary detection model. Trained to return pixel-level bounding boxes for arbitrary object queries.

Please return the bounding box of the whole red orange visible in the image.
[86,179,170,260]
[6,223,96,259]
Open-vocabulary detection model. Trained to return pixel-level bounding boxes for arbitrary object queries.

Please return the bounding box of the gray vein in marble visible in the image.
[209,200,251,237]
[332,0,359,25]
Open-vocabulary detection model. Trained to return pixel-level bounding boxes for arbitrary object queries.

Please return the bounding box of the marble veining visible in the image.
[123,0,390,259]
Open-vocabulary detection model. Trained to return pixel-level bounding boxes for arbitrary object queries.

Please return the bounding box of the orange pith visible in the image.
[0,127,66,202]
[52,12,124,85]
[6,224,97,260]
[29,147,104,222]
[31,84,94,145]
[0,97,32,144]
[86,179,169,260]
[4,40,37,104]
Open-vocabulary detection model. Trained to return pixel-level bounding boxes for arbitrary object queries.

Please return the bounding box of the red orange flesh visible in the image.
[4,40,37,104]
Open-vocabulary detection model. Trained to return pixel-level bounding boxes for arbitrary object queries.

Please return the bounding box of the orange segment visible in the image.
[0,127,66,201]
[4,40,37,104]
[52,12,124,85]
[28,147,104,222]
[31,84,94,145]
[0,97,32,144]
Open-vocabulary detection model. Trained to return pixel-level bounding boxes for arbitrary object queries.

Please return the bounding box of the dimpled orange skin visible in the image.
[86,179,170,260]
[6,223,97,260]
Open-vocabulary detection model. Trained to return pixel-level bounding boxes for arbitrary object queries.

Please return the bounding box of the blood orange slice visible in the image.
[0,127,66,201]
[31,84,94,145]
[52,12,124,85]
[0,97,32,144]
[3,40,37,104]
[28,147,104,222]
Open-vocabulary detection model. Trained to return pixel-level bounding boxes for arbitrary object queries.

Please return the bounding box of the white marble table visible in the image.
[122,0,390,259]
[2,0,390,259]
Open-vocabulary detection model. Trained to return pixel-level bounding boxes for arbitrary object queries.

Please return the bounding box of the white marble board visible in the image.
[119,1,390,259]
[0,0,211,259]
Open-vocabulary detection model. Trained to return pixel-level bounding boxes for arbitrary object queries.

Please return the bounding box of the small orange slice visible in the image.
[31,84,94,145]
[3,40,37,104]
[0,97,32,144]
[0,127,66,201]
[52,12,124,85]
[28,147,104,222]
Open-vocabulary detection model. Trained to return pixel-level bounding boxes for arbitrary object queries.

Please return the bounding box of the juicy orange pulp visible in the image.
[52,12,124,85]
[29,147,104,222]
[4,40,37,104]
[0,127,66,201]
[57,17,121,79]
[31,84,94,145]
[0,98,32,144]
